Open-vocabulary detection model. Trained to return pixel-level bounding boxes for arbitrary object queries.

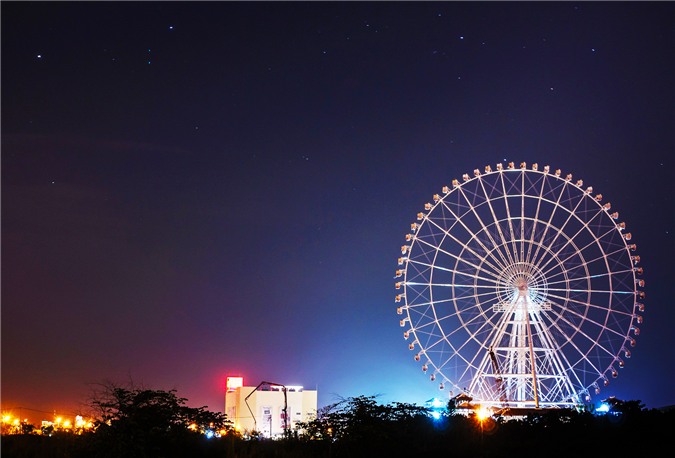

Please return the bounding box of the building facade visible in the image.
[224,377,317,438]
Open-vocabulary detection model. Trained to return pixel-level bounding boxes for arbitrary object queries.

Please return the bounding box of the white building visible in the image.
[224,377,317,438]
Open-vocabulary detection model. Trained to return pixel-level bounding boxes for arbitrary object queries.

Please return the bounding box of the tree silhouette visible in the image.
[86,381,232,457]
[295,395,439,457]
[2,391,674,458]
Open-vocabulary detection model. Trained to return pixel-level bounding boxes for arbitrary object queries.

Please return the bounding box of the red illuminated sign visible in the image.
[226,376,243,392]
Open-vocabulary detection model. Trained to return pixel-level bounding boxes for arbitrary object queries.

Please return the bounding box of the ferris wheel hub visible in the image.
[497,262,548,306]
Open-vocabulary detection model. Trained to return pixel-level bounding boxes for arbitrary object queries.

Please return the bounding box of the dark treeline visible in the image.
[2,391,673,458]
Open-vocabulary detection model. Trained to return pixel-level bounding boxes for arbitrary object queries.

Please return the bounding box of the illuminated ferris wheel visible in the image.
[395,162,644,410]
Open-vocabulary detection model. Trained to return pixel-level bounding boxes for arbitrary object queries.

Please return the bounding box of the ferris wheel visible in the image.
[395,162,644,410]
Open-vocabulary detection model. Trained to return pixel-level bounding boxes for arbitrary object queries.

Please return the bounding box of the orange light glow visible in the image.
[476,406,492,421]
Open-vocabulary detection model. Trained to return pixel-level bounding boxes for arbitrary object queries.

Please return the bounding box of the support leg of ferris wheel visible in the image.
[479,281,577,409]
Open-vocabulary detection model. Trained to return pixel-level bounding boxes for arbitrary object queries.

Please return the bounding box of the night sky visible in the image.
[2,1,674,424]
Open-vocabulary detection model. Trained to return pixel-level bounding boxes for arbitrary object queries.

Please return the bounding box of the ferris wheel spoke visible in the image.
[407,290,500,315]
[468,288,504,302]
[521,318,579,398]
[542,299,610,347]
[524,174,550,266]
[520,170,527,265]
[415,319,486,378]
[418,329,458,353]
[435,199,509,273]
[433,313,497,380]
[538,307,609,380]
[454,312,510,382]
[413,328,450,350]
[411,301,476,337]
[547,287,633,296]
[419,218,505,278]
[542,247,609,284]
[408,282,495,307]
[406,257,501,284]
[433,348,476,388]
[458,178,514,270]
[545,292,635,335]
[530,185,592,269]
[535,208,612,276]
[530,178,587,269]
[435,300,498,325]
[542,311,626,370]
[530,318,586,389]
[539,236,628,282]
[444,309,493,341]
[545,274,635,294]
[407,281,500,291]
[498,171,521,263]
[408,242,498,281]
[476,176,519,268]
[414,289,502,317]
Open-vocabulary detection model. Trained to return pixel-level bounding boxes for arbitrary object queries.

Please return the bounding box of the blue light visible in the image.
[205,430,214,439]
[426,397,447,420]
[430,397,445,408]
[596,403,610,413]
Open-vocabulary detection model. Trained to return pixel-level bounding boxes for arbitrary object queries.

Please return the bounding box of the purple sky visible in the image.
[2,1,674,424]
